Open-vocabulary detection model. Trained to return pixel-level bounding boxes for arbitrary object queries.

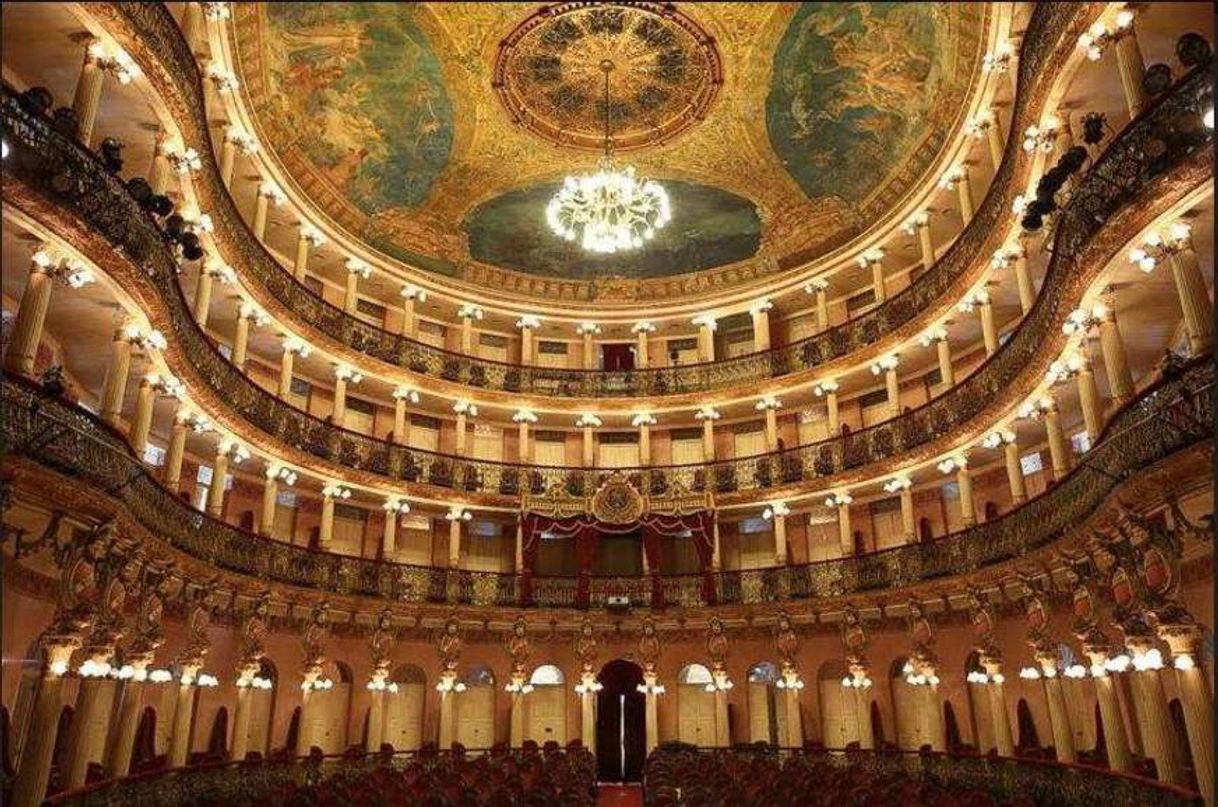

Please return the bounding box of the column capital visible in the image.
[205,62,240,93]
[825,490,853,508]
[937,454,968,474]
[383,496,410,515]
[333,363,363,383]
[514,314,542,330]
[392,386,420,403]
[918,325,949,346]
[882,476,912,493]
[321,483,351,501]
[981,429,1017,449]
[265,463,298,485]
[257,181,287,205]
[576,413,602,428]
[457,303,484,321]
[238,300,270,326]
[804,277,829,294]
[512,409,538,424]
[957,286,990,313]
[342,257,371,279]
[855,247,885,267]
[901,210,930,234]
[281,335,311,357]
[630,320,656,334]
[691,313,717,331]
[937,164,968,190]
[965,109,996,136]
[223,124,259,153]
[869,353,899,374]
[401,283,428,301]
[85,41,140,83]
[453,400,478,417]
[754,395,782,411]
[694,405,721,420]
[577,321,602,335]
[813,378,839,396]
[631,412,657,427]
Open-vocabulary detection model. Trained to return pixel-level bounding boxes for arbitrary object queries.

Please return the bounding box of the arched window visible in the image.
[529,664,565,686]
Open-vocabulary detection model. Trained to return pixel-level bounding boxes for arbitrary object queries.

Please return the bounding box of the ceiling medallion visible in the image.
[493,2,723,153]
[547,59,671,253]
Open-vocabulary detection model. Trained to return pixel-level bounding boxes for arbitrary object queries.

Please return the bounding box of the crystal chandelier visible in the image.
[546,60,670,254]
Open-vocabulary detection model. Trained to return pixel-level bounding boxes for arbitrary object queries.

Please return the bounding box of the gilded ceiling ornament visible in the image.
[493,2,722,153]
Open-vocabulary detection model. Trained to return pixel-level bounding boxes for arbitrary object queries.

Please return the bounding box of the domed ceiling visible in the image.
[231,2,988,300]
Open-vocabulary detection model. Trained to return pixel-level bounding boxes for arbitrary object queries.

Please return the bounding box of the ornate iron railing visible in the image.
[643,746,1202,807]
[96,2,1089,399]
[0,67,1210,501]
[1,359,1209,607]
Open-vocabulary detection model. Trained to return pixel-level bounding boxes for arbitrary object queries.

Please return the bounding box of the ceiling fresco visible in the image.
[230,3,987,299]
[462,179,761,280]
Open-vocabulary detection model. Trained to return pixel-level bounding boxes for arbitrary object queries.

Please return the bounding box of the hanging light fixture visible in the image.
[546,60,670,254]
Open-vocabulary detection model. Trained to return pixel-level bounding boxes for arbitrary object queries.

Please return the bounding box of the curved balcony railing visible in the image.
[98,2,1084,399]
[2,358,1209,608]
[0,61,1208,506]
[1,66,1210,502]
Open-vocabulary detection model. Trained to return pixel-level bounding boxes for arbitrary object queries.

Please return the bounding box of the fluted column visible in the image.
[935,334,954,386]
[515,317,539,365]
[1042,398,1070,481]
[220,127,258,189]
[859,250,886,303]
[365,679,387,753]
[942,166,974,223]
[509,673,527,748]
[1161,627,1214,805]
[72,42,107,148]
[632,322,653,368]
[579,672,598,754]
[438,672,457,749]
[889,478,915,542]
[4,252,66,377]
[514,520,524,574]
[577,415,599,466]
[961,290,997,356]
[252,183,284,242]
[771,511,788,566]
[1012,249,1035,315]
[1113,26,1147,117]
[392,388,413,445]
[1002,438,1027,504]
[818,381,840,434]
[580,324,599,369]
[319,486,345,550]
[1036,656,1076,763]
[1164,233,1214,355]
[871,356,900,418]
[453,406,471,456]
[207,450,230,517]
[447,511,463,568]
[297,666,322,755]
[63,649,117,789]
[854,682,875,750]
[279,339,308,398]
[231,661,261,761]
[907,213,934,269]
[164,408,190,490]
[514,411,534,461]
[11,638,81,807]
[260,470,279,537]
[1097,306,1134,403]
[712,671,730,747]
[147,133,174,195]
[695,316,716,362]
[99,328,135,426]
[332,365,361,426]
[381,505,399,558]
[643,672,660,754]
[293,226,324,281]
[168,663,203,767]
[399,289,419,339]
[1075,355,1104,442]
[636,416,654,465]
[980,657,1014,757]
[956,463,975,527]
[782,668,805,747]
[344,259,370,313]
[750,301,773,351]
[458,307,481,354]
[1083,648,1133,773]
[130,376,157,456]
[831,494,854,557]
[810,281,830,332]
[232,303,264,370]
[973,110,1004,169]
[1126,644,1186,785]
[758,398,781,451]
[711,516,722,571]
[107,656,153,777]
[696,407,719,460]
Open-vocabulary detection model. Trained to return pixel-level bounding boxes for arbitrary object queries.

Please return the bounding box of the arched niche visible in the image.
[676,664,716,746]
[526,664,567,745]
[745,662,786,746]
[456,665,496,749]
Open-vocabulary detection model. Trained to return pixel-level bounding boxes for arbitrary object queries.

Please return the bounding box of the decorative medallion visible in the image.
[493,2,723,152]
[591,472,645,524]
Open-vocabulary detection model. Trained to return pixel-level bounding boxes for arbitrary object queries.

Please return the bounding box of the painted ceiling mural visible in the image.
[463,180,761,281]
[768,3,974,205]
[231,3,987,299]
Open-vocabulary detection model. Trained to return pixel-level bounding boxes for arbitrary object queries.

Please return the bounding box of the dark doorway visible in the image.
[1016,698,1040,751]
[596,660,646,783]
[601,344,635,372]
[870,701,885,746]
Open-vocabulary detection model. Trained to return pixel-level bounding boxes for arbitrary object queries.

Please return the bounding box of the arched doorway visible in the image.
[596,660,645,783]
[677,664,717,746]
[384,664,426,752]
[455,666,496,749]
[526,664,567,745]
[746,662,786,746]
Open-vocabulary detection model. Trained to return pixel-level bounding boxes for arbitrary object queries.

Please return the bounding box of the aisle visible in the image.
[597,783,644,807]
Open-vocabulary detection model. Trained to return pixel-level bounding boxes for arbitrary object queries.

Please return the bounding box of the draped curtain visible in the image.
[520,511,714,606]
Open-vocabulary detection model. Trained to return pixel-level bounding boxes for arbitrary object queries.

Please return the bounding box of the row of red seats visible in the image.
[643,744,1024,807]
[265,741,596,807]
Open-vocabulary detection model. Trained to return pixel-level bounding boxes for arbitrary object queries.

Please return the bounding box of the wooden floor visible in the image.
[597,783,644,807]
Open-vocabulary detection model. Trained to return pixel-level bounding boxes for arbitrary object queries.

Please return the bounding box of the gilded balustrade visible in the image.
[2,358,1210,608]
[1,66,1210,502]
[89,2,1089,399]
